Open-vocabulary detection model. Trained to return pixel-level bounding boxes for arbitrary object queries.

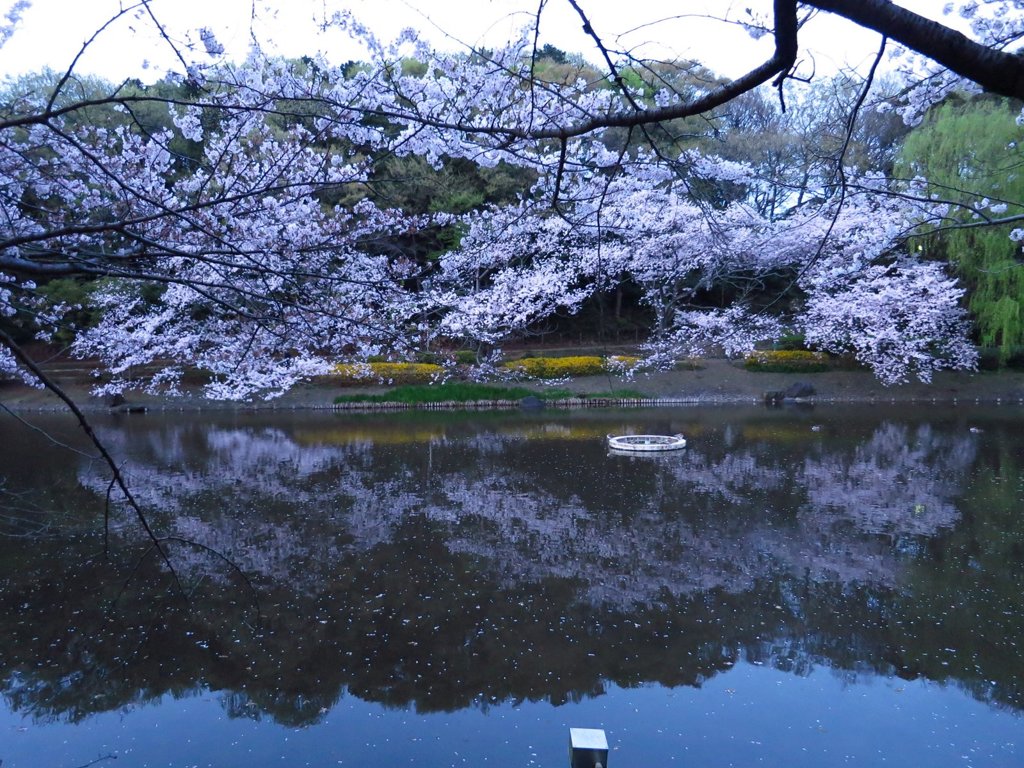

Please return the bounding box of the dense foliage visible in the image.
[899,97,1024,362]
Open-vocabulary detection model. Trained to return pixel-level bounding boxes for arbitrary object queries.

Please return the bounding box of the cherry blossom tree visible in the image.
[1,54,451,398]
[1,0,1022,404]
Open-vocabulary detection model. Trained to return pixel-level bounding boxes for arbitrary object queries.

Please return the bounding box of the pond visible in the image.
[0,403,1022,767]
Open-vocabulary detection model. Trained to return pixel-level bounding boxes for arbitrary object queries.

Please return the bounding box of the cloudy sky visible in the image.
[0,0,948,84]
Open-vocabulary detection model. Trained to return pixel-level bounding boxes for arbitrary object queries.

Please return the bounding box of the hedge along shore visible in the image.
[4,358,1024,413]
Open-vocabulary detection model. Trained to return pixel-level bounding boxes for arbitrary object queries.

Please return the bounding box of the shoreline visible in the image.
[4,359,1024,413]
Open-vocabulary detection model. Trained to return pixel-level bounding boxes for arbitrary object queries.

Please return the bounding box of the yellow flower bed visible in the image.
[744,350,830,373]
[333,361,443,384]
[503,355,611,378]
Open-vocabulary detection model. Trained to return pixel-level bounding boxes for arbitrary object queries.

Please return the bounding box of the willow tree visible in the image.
[899,97,1024,363]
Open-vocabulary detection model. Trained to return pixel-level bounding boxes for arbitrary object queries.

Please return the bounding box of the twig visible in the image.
[70,753,118,768]
[0,328,184,595]
[0,402,99,459]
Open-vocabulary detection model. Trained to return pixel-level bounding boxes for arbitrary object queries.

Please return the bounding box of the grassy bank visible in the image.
[333,382,644,405]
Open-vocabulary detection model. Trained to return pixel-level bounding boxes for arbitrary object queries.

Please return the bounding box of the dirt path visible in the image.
[570,359,1024,403]
[4,358,1024,412]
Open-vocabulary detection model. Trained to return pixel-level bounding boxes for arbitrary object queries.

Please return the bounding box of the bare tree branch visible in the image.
[0,327,182,588]
[808,0,1024,100]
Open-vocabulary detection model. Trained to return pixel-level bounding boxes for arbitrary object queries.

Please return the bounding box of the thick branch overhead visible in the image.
[808,0,1024,100]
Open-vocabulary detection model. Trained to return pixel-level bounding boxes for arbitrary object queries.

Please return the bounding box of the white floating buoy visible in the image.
[606,434,686,452]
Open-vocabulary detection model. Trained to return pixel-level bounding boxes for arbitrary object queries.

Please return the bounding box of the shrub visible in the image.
[1005,346,1024,370]
[775,333,808,351]
[333,361,444,384]
[454,350,478,365]
[744,350,831,373]
[976,347,1002,371]
[415,352,442,365]
[976,345,1024,371]
[503,355,607,378]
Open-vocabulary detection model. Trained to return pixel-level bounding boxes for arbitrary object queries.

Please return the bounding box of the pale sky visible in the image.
[0,0,950,85]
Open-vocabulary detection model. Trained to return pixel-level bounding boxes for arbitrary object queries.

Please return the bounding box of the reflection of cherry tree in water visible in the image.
[79,424,374,583]
[4,413,1019,724]
[79,417,976,603]
[801,423,969,536]
[755,423,976,587]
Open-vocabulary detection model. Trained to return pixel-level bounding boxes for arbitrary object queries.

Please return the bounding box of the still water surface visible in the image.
[0,404,1022,767]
